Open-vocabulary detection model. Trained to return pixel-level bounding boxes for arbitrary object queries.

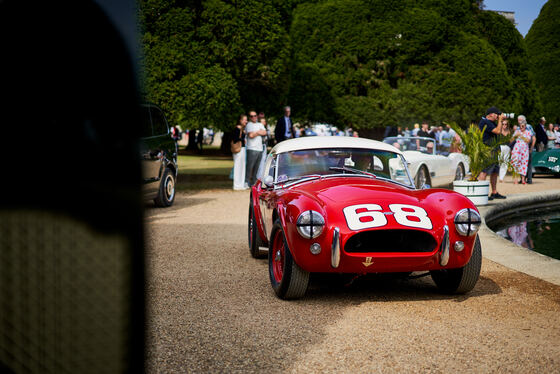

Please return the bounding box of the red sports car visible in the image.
[248,137,482,299]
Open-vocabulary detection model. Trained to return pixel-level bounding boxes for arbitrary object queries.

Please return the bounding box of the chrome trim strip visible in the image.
[440,225,450,266]
[331,227,341,268]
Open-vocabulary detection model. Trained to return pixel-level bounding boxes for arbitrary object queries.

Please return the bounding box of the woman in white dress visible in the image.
[232,114,248,190]
[499,119,511,182]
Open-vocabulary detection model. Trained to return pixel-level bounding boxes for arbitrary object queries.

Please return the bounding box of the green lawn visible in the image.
[176,147,234,190]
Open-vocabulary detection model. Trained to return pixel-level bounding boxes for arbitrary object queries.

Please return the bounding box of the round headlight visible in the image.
[454,208,481,236]
[296,210,325,239]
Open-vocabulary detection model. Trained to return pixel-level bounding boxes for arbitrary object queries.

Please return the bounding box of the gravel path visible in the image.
[145,189,560,373]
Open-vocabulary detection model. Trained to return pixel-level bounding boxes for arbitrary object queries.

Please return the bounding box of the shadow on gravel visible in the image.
[302,273,501,303]
[176,173,232,191]
[146,221,503,373]
[144,193,215,220]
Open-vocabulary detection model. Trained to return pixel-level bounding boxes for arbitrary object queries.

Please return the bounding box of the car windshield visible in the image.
[275,148,414,188]
[383,136,451,155]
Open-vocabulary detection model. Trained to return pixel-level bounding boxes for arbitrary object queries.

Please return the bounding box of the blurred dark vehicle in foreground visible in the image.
[141,104,178,207]
[0,1,144,373]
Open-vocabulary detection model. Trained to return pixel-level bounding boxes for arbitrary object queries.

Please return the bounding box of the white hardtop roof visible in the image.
[271,136,402,155]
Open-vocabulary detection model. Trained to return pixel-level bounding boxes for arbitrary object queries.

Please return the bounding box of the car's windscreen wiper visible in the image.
[274,174,322,185]
[328,166,376,178]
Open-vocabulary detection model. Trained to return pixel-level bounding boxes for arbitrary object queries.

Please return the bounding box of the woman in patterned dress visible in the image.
[510,121,532,184]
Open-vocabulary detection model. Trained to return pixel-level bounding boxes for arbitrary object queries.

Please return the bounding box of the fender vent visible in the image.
[345,229,437,253]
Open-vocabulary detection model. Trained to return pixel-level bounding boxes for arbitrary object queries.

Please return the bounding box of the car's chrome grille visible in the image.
[344,229,437,253]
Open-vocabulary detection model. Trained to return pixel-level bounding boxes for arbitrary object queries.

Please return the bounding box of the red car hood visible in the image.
[289,177,456,231]
[293,177,423,206]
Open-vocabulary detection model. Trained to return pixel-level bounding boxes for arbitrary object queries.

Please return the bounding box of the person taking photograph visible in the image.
[478,106,506,200]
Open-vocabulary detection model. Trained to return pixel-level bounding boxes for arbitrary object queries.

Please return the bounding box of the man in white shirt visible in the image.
[440,124,454,152]
[245,111,267,186]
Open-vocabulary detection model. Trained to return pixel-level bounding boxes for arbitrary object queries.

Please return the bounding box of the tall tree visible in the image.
[289,0,520,130]
[140,0,242,138]
[476,10,542,122]
[139,0,293,137]
[526,0,560,122]
[139,0,545,139]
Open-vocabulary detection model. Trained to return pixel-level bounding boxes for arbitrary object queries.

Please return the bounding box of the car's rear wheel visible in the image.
[455,163,465,181]
[430,235,482,294]
[154,168,175,207]
[415,165,430,189]
[269,219,309,299]
[248,203,265,259]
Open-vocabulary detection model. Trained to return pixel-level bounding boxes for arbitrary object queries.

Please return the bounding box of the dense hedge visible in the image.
[139,0,543,131]
[526,0,560,123]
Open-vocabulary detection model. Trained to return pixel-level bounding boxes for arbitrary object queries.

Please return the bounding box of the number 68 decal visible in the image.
[343,204,433,230]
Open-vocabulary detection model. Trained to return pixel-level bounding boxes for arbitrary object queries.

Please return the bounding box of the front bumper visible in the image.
[289,224,476,274]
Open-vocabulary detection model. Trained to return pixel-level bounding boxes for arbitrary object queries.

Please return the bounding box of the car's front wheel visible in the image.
[415,165,431,189]
[248,203,265,259]
[269,219,309,299]
[430,235,482,294]
[154,167,175,207]
[455,163,465,181]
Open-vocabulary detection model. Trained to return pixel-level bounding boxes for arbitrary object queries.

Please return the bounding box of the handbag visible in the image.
[230,140,242,154]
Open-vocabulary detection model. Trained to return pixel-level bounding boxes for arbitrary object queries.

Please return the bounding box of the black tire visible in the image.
[154,168,175,207]
[415,165,431,189]
[248,203,266,259]
[430,235,482,294]
[454,163,465,181]
[268,219,309,299]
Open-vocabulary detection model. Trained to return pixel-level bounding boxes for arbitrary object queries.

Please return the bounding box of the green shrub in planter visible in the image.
[447,122,511,181]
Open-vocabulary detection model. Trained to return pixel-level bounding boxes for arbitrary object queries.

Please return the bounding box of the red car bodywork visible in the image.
[251,176,479,274]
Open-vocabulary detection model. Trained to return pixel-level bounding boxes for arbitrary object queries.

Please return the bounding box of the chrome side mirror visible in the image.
[263,175,274,187]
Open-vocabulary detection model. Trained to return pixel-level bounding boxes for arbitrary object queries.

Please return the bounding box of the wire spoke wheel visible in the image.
[248,206,253,249]
[455,164,465,181]
[248,203,265,258]
[268,219,310,299]
[271,230,285,283]
[416,166,428,189]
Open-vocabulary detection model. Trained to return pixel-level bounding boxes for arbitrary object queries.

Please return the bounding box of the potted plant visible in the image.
[446,122,509,205]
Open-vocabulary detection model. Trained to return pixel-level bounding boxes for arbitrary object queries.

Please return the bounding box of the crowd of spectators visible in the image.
[229,107,559,191]
[499,115,560,186]
[383,121,461,154]
[230,106,294,190]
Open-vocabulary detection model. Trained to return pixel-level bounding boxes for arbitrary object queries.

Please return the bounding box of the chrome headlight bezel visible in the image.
[454,208,481,236]
[296,210,325,239]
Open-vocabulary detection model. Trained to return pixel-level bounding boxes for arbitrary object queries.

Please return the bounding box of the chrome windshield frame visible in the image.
[399,154,416,187]
[273,150,415,189]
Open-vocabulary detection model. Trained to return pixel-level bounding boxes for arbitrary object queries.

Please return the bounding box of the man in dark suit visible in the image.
[535,116,548,152]
[274,106,295,143]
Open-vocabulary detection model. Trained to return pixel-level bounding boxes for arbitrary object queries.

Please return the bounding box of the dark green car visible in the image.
[532,148,560,176]
[140,104,178,206]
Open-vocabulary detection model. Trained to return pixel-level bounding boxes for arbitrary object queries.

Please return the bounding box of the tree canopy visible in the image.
[139,0,543,132]
[139,0,293,130]
[526,0,560,123]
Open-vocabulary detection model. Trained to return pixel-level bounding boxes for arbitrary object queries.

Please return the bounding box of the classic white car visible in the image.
[383,136,469,189]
